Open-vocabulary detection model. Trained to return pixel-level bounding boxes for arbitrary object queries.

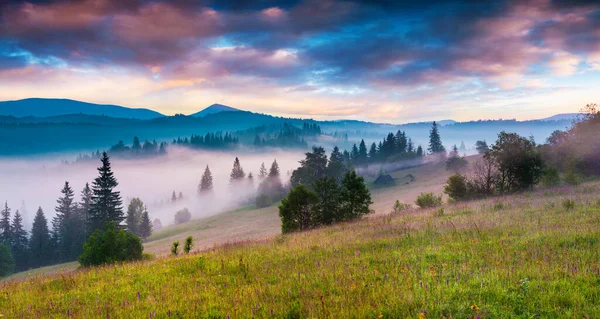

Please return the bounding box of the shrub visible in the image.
[415,192,443,208]
[0,243,15,277]
[564,171,581,185]
[171,241,180,256]
[174,208,192,225]
[78,223,143,267]
[444,174,469,201]
[540,167,561,187]
[255,194,272,209]
[392,200,411,213]
[562,199,576,210]
[434,207,445,217]
[184,236,193,254]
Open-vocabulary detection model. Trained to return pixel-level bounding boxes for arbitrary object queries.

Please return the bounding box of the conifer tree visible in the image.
[258,163,268,180]
[79,183,92,232]
[358,140,368,165]
[125,198,144,236]
[428,121,446,154]
[199,165,214,194]
[229,157,246,183]
[248,172,254,187]
[416,145,424,157]
[368,142,378,162]
[0,202,11,244]
[327,146,346,182]
[10,210,28,271]
[0,243,14,277]
[54,181,83,261]
[29,207,51,268]
[339,170,373,220]
[139,209,152,241]
[171,191,177,202]
[89,152,124,233]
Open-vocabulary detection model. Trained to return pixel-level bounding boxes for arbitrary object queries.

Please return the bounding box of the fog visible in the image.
[0,147,305,231]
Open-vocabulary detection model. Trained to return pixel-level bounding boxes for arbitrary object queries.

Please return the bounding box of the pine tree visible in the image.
[171,191,177,202]
[368,142,378,162]
[416,145,424,157]
[132,136,141,152]
[10,210,28,271]
[269,159,280,178]
[29,207,51,268]
[0,202,11,244]
[396,130,408,154]
[358,139,368,165]
[428,121,446,154]
[248,172,254,187]
[199,165,214,194]
[89,152,124,233]
[79,183,92,233]
[125,198,144,236]
[350,144,359,163]
[258,163,268,180]
[54,181,82,261]
[229,157,246,183]
[327,146,346,182]
[139,209,152,241]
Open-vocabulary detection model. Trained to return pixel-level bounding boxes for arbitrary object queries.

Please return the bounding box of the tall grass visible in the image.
[1,183,600,318]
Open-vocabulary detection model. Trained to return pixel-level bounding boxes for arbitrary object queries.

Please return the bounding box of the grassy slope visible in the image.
[2,182,599,317]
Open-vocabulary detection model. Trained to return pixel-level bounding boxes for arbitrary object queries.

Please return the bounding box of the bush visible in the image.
[184,236,193,254]
[434,207,445,217]
[0,243,15,277]
[171,241,180,256]
[174,208,192,225]
[444,174,469,201]
[279,185,318,233]
[255,194,272,209]
[78,223,143,267]
[564,171,581,185]
[540,167,561,187]
[415,192,443,208]
[562,199,576,210]
[392,200,411,213]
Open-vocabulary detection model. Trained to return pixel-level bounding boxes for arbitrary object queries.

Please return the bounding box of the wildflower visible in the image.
[471,304,479,311]
[378,314,383,318]
[419,312,426,318]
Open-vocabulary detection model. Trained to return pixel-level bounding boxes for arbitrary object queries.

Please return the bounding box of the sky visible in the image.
[0,0,599,123]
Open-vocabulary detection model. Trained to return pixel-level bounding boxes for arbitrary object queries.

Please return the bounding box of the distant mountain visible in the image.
[539,113,581,122]
[0,98,164,120]
[190,104,240,117]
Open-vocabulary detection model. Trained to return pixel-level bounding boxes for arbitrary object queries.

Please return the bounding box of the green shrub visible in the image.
[564,171,581,185]
[434,207,445,217]
[415,192,443,208]
[0,243,15,277]
[541,167,561,187]
[184,236,193,254]
[443,174,469,201]
[78,223,143,267]
[562,199,576,210]
[392,200,411,213]
[171,241,180,256]
[174,208,192,224]
[255,194,272,209]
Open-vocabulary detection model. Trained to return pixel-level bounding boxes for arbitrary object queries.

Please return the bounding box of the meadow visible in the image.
[1,180,599,318]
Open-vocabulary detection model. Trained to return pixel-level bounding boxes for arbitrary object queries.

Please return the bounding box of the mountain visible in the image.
[190,104,240,117]
[539,113,581,122]
[0,98,164,120]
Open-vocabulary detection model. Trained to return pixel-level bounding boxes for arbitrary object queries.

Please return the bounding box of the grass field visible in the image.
[2,179,599,317]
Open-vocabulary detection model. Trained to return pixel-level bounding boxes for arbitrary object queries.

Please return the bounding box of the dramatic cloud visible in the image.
[0,0,599,122]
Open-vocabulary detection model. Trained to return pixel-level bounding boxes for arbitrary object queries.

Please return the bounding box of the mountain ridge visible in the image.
[189,103,241,117]
[0,98,164,120]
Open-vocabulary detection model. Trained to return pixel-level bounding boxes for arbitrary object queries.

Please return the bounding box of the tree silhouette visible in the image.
[89,152,124,233]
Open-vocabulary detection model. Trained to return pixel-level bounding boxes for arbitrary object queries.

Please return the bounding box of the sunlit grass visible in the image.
[1,183,599,318]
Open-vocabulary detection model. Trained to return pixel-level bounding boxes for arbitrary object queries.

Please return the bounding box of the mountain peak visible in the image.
[190,104,241,117]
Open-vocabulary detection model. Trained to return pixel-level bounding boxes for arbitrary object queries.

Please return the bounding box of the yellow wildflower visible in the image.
[471,304,480,311]
[419,312,426,319]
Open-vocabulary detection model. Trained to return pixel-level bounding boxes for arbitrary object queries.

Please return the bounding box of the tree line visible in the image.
[0,153,154,277]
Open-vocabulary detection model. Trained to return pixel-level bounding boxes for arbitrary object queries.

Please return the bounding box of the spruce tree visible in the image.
[54,181,82,261]
[89,152,124,233]
[0,202,11,244]
[29,207,51,268]
[0,243,14,277]
[327,146,346,182]
[171,191,177,202]
[247,172,254,187]
[125,198,144,236]
[199,165,214,194]
[138,209,152,241]
[416,145,424,157]
[269,159,280,178]
[79,183,93,233]
[10,210,28,271]
[428,121,446,154]
[229,157,246,183]
[368,142,378,162]
[358,140,368,165]
[258,163,268,180]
